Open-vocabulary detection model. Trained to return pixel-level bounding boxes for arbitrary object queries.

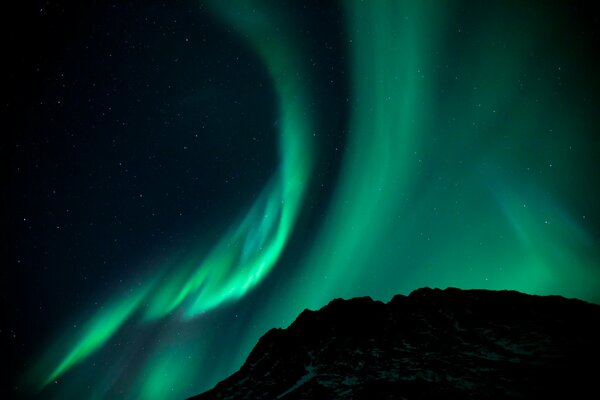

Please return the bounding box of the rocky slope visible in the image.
[190,288,600,399]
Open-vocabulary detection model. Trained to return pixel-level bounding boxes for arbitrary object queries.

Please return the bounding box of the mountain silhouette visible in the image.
[190,287,600,399]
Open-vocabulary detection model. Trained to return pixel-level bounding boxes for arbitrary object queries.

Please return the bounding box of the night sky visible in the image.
[2,1,599,399]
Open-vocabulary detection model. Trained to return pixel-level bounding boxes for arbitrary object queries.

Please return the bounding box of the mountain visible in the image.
[189,288,600,399]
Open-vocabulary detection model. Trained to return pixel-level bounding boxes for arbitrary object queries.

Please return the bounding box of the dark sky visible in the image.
[2,1,599,399]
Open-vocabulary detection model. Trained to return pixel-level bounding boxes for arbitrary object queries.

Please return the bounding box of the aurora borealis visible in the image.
[3,1,599,399]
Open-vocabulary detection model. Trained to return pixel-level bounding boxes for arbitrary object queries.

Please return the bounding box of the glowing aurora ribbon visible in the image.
[33,0,314,389]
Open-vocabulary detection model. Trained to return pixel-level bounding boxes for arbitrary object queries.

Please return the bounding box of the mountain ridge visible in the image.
[190,287,600,399]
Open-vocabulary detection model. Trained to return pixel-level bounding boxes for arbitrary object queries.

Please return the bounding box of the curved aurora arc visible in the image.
[28,1,600,399]
[30,0,315,395]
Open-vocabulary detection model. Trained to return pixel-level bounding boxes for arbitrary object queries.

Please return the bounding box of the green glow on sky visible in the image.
[281,0,600,307]
[142,0,314,321]
[32,0,314,391]
[29,1,599,398]
[136,345,199,400]
[33,284,152,389]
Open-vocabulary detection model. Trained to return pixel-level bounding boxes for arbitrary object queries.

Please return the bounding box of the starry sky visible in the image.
[2,1,599,399]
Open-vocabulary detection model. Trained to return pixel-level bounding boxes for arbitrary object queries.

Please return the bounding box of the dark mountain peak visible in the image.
[290,296,385,331]
[191,288,600,399]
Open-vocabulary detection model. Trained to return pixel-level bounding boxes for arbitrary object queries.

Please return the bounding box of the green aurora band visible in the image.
[31,0,314,394]
[278,0,600,310]
[29,1,599,399]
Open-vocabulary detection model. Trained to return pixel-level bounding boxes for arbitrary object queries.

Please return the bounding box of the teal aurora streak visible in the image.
[29,1,600,399]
